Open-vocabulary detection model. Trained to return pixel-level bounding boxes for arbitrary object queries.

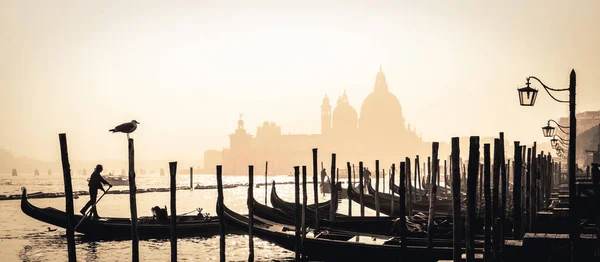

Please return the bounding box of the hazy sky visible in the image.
[1,0,599,162]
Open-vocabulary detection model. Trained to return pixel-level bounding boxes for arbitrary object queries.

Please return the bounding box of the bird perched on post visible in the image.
[109,120,140,139]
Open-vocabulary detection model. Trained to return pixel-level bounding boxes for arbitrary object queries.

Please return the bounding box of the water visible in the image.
[1,172,374,261]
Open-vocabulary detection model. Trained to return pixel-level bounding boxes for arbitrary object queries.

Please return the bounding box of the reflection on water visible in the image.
[1,172,364,261]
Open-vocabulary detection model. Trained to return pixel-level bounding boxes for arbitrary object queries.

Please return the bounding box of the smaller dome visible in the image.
[322,95,330,105]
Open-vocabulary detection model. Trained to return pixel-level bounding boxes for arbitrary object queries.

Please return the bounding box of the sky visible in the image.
[1,0,599,162]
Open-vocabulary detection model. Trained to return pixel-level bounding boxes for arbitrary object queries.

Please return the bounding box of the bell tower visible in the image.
[321,95,331,135]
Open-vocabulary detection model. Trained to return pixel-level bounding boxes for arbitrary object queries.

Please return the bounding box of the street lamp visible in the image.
[517,69,578,246]
[542,124,555,137]
[517,81,538,106]
[542,119,570,137]
[551,134,569,150]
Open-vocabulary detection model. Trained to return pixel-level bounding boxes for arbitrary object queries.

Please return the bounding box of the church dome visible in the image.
[359,67,406,137]
[332,91,358,132]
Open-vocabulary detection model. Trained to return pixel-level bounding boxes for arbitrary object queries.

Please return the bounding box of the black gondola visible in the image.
[221,201,458,261]
[20,187,224,239]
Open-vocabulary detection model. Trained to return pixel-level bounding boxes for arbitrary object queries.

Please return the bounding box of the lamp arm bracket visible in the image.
[527,76,569,103]
[547,119,570,134]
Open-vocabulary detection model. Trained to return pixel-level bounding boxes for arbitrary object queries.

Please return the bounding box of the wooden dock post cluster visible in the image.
[52,128,600,261]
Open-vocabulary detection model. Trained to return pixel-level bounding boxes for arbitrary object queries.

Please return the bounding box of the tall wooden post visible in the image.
[531,142,537,229]
[513,142,522,239]
[330,154,336,221]
[359,161,365,217]
[500,132,507,255]
[399,162,407,248]
[427,157,432,193]
[312,149,319,231]
[466,136,480,262]
[444,160,449,197]
[216,165,225,262]
[301,166,307,261]
[265,161,268,205]
[591,163,600,255]
[383,168,386,193]
[128,138,139,262]
[525,148,533,231]
[248,165,255,262]
[375,160,380,217]
[484,143,492,262]
[406,157,413,215]
[415,156,420,202]
[391,164,396,215]
[427,142,439,250]
[347,162,352,216]
[492,139,501,261]
[169,162,178,262]
[58,134,76,262]
[190,167,193,189]
[451,137,461,262]
[294,166,301,261]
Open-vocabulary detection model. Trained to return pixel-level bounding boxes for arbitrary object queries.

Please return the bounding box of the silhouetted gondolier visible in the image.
[80,164,112,219]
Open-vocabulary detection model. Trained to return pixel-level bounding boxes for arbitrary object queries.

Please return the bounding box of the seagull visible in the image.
[109,120,140,139]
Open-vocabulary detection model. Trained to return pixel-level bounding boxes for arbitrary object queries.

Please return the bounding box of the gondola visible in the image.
[348,183,461,217]
[256,189,455,238]
[20,187,225,239]
[222,201,458,261]
[270,181,347,219]
[367,179,458,215]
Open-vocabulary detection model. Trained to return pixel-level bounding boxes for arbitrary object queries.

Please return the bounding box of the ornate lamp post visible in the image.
[517,69,578,251]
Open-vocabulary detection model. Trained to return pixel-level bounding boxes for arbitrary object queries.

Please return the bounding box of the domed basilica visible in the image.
[205,67,425,175]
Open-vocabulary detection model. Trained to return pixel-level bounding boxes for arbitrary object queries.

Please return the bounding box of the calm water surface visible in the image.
[0,172,377,261]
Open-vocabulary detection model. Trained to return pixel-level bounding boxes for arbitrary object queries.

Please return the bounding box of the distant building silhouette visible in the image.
[207,67,426,175]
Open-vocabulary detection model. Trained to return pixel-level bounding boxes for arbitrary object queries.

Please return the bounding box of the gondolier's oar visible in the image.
[74,186,112,231]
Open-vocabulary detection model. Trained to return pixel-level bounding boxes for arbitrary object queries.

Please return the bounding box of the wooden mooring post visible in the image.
[216,165,226,262]
[312,149,319,231]
[330,154,336,221]
[525,147,532,231]
[375,160,380,217]
[513,142,523,239]
[265,161,268,205]
[591,163,600,255]
[169,162,178,262]
[128,138,140,262]
[406,157,413,215]
[415,156,421,201]
[359,161,365,217]
[399,162,407,249]
[294,166,301,261]
[492,139,501,261]
[466,136,480,261]
[189,167,193,189]
[483,143,492,262]
[451,137,461,262]
[383,168,386,193]
[427,142,439,250]
[248,165,255,262]
[347,162,352,216]
[301,166,308,261]
[500,133,507,257]
[391,164,396,215]
[58,134,76,262]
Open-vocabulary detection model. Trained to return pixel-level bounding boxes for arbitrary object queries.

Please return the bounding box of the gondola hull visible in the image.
[20,188,225,239]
